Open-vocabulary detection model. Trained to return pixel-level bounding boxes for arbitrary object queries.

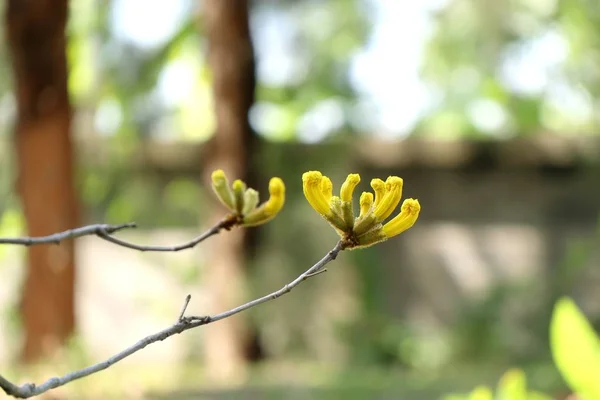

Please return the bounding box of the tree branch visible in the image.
[0,241,344,398]
[94,218,232,252]
[0,223,136,245]
[0,218,235,252]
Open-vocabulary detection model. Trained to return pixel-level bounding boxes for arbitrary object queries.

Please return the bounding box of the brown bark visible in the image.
[5,0,79,362]
[201,0,258,382]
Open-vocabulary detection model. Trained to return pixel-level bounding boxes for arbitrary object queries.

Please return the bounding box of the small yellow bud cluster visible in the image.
[211,170,285,227]
[302,171,420,249]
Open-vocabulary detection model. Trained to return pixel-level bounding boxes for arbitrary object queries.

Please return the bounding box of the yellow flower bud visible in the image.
[382,199,420,238]
[302,171,331,217]
[359,192,373,218]
[264,177,285,215]
[242,177,285,226]
[370,178,386,207]
[373,176,403,221]
[241,188,259,215]
[232,179,247,213]
[321,176,333,199]
[340,173,360,203]
[301,170,419,248]
[211,169,235,210]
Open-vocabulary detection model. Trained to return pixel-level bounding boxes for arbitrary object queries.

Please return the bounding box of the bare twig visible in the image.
[177,295,192,322]
[0,241,344,399]
[0,223,136,246]
[305,268,328,278]
[0,218,234,252]
[94,218,234,252]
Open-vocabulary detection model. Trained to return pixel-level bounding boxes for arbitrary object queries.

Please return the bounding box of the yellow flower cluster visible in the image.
[209,168,419,249]
[302,171,420,249]
[211,169,285,227]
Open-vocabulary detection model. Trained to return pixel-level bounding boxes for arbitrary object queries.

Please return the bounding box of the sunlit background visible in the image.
[1,0,599,398]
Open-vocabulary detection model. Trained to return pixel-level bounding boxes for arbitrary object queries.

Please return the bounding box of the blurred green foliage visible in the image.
[550,297,600,399]
[444,368,553,400]
[447,295,600,400]
[421,0,600,137]
[444,369,552,400]
[252,0,368,141]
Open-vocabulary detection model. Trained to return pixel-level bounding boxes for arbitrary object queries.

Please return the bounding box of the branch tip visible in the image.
[305,268,328,278]
[178,295,192,321]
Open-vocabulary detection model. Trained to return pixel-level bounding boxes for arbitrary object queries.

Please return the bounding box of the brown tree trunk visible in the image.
[200,0,258,382]
[5,0,79,362]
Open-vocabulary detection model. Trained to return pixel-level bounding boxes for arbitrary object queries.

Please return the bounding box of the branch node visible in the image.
[182,315,211,324]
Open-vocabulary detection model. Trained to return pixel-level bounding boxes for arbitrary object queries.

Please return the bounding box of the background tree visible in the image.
[200,0,258,381]
[5,0,79,362]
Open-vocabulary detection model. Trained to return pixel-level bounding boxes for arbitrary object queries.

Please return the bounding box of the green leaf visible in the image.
[550,296,600,399]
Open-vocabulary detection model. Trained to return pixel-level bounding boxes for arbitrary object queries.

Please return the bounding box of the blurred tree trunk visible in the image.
[200,0,259,382]
[5,0,79,362]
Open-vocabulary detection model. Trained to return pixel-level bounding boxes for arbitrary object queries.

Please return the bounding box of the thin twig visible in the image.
[305,268,328,278]
[95,218,233,252]
[185,242,342,324]
[0,218,233,252]
[0,223,136,246]
[0,241,343,399]
[177,295,192,322]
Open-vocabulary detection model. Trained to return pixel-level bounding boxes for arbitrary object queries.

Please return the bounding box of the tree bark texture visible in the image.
[201,0,258,382]
[5,0,79,362]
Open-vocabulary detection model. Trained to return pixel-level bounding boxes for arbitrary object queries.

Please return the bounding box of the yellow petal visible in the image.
[373,176,403,221]
[242,177,285,226]
[382,198,420,238]
[264,177,285,215]
[321,176,333,199]
[359,192,373,218]
[340,173,360,202]
[302,171,331,216]
[370,178,386,207]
